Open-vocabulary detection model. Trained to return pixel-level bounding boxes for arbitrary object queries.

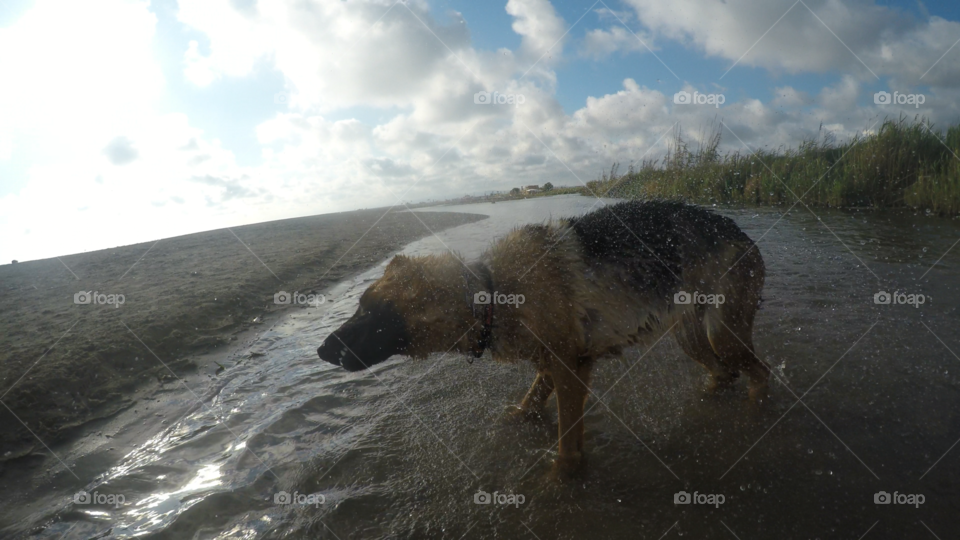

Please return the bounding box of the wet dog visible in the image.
[318,200,768,475]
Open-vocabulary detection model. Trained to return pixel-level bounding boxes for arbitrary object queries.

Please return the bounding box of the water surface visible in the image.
[9,196,960,539]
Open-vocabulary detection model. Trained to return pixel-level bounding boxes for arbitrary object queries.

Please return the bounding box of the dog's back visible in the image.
[483,200,767,397]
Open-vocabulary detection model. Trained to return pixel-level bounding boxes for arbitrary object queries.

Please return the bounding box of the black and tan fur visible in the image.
[318,200,768,475]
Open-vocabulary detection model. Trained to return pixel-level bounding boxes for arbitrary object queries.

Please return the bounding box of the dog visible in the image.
[318,200,768,475]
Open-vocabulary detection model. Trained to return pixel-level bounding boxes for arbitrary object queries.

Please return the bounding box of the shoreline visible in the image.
[427,189,960,220]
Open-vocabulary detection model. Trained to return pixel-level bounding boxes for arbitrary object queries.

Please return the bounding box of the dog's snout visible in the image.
[317,301,409,372]
[317,328,374,372]
[317,336,344,366]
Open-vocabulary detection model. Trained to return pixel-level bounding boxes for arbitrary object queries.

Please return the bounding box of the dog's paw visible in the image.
[503,405,547,424]
[704,373,739,394]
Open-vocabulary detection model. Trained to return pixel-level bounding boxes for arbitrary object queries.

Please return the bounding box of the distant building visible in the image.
[522,185,540,194]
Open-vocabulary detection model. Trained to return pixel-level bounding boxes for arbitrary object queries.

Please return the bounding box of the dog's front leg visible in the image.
[506,372,554,422]
[550,356,593,478]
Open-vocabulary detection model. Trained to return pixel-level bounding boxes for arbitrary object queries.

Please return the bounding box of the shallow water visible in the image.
[7,195,960,539]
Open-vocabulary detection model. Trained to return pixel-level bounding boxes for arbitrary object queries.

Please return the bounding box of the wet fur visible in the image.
[318,201,768,476]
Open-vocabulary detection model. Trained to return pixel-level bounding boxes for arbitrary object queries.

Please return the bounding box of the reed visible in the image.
[587,116,960,215]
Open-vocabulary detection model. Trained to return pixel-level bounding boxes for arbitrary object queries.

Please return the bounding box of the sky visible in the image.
[1,0,959,263]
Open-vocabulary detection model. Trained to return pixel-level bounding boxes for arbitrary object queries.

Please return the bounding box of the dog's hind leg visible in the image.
[550,356,593,478]
[506,372,554,421]
[674,308,739,392]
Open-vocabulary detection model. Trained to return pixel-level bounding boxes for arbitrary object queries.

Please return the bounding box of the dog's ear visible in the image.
[386,255,410,273]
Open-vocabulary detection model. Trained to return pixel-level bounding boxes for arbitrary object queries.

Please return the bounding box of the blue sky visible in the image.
[1,0,959,262]
[157,0,960,162]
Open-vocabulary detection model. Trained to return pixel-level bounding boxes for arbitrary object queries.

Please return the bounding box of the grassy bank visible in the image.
[586,117,960,215]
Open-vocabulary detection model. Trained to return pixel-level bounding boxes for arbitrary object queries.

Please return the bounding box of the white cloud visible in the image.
[772,86,811,108]
[506,0,567,64]
[0,0,163,166]
[2,0,958,264]
[621,0,960,87]
[179,0,475,111]
[0,0,253,262]
[580,26,652,59]
[818,75,861,112]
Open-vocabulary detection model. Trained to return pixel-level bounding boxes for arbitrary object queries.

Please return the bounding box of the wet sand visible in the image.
[5,196,960,539]
[0,208,486,463]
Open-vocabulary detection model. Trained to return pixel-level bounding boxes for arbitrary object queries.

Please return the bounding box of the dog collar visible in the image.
[462,262,494,361]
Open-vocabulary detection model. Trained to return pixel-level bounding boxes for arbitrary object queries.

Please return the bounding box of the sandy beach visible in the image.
[0,208,485,462]
[2,197,959,538]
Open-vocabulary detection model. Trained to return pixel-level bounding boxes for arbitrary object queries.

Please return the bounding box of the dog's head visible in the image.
[318,254,475,371]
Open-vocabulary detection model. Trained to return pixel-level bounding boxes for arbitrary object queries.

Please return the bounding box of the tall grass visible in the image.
[588,116,960,215]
